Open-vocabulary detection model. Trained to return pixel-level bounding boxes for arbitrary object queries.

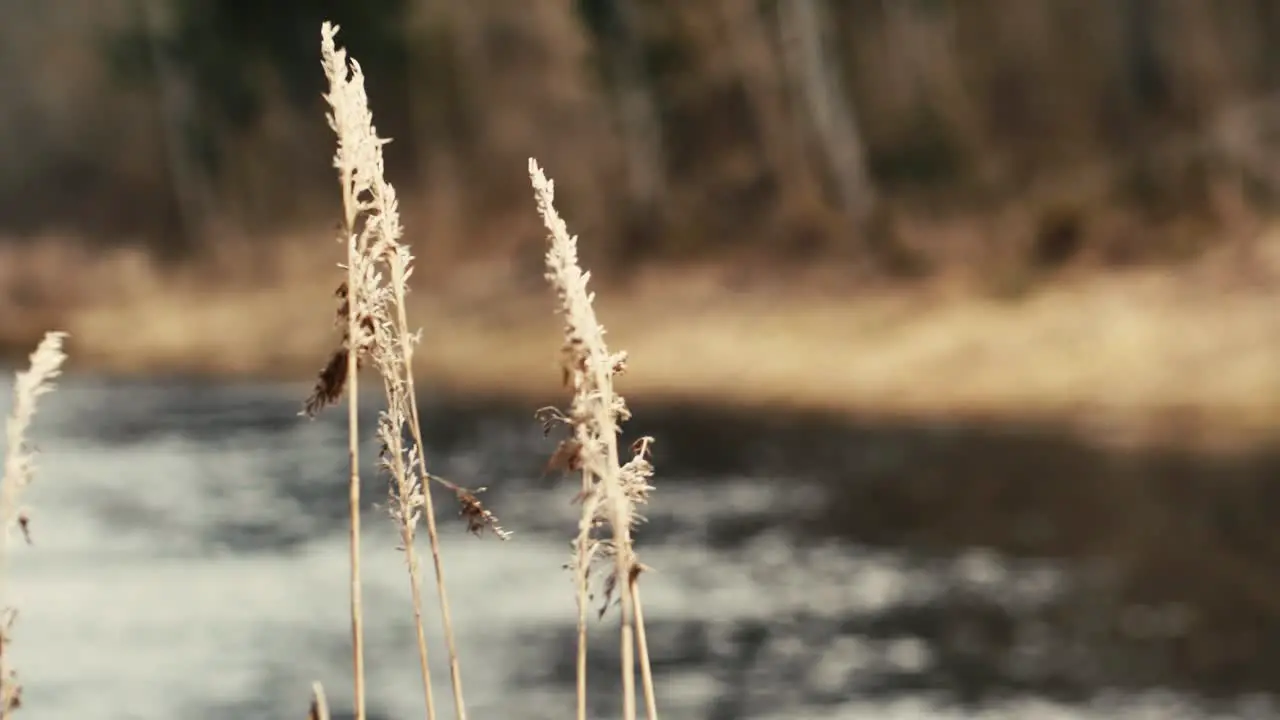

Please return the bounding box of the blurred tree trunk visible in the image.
[777,0,877,226]
[596,0,668,263]
[605,0,667,216]
[1256,0,1280,86]
[411,0,615,280]
[140,0,216,254]
[715,0,821,205]
[877,0,925,113]
[404,0,467,262]
[1120,0,1169,127]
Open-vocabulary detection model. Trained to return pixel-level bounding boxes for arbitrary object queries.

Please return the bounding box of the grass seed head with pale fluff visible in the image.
[528,159,655,613]
[2,331,67,543]
[302,22,399,419]
[0,330,69,716]
[305,22,508,544]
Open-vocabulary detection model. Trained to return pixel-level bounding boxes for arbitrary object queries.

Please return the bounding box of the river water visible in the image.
[2,376,1274,719]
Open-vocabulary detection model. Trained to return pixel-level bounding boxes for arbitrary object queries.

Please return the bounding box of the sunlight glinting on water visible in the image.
[0,376,1266,719]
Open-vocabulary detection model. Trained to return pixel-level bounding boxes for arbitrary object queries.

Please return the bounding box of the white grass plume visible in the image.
[0,330,69,716]
[529,159,658,720]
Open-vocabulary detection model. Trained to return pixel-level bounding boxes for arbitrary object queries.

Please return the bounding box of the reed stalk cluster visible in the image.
[0,22,662,720]
[302,22,661,720]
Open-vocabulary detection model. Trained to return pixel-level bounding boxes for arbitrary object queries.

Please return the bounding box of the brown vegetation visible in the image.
[0,227,1275,449]
[6,1,1280,276]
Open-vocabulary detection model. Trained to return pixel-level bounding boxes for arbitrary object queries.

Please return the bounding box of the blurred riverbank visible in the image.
[1,230,1278,450]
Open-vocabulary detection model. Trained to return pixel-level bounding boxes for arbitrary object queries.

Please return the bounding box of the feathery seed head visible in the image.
[528,159,654,618]
[307,23,507,543]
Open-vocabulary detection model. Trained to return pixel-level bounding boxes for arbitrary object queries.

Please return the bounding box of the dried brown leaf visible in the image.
[16,514,30,546]
[546,438,583,475]
[301,349,348,418]
[455,488,511,540]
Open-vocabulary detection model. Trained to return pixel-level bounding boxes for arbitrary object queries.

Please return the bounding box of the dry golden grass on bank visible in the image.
[0,230,1275,448]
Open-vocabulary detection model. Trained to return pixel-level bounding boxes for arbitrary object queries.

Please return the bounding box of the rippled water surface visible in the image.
[1,376,1274,719]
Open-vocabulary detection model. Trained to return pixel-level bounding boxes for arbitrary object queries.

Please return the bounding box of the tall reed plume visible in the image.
[300,20,658,720]
[0,331,68,718]
[529,160,659,720]
[302,22,506,720]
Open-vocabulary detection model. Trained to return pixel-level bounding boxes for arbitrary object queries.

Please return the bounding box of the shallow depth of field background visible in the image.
[2,2,1280,719]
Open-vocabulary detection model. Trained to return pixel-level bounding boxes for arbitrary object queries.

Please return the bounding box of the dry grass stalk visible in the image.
[305,22,507,720]
[528,160,658,720]
[372,165,510,720]
[306,22,378,720]
[308,681,332,720]
[0,331,68,718]
[629,580,657,718]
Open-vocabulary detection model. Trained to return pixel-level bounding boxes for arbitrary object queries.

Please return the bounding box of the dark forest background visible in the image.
[5,0,1280,280]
